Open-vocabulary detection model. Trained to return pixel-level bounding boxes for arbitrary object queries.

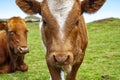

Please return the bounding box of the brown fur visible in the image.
[16,0,106,80]
[0,23,5,30]
[0,17,29,74]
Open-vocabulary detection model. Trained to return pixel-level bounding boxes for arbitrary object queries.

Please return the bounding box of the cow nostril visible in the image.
[18,47,23,53]
[64,55,70,64]
[66,55,70,61]
[53,55,57,62]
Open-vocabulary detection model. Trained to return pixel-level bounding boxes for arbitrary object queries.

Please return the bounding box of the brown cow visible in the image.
[0,17,29,73]
[16,0,106,80]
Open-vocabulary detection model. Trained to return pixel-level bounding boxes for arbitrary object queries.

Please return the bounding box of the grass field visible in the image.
[0,18,120,80]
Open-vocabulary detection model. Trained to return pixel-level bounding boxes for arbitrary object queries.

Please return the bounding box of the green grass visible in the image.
[77,18,120,80]
[0,18,120,80]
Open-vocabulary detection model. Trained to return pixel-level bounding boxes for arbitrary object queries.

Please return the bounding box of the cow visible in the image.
[16,0,106,80]
[0,17,29,74]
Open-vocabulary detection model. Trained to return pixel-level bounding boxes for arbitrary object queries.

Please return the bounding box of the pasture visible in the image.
[0,18,120,80]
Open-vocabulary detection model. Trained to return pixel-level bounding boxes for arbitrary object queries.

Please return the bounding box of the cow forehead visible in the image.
[47,0,75,30]
[8,19,27,31]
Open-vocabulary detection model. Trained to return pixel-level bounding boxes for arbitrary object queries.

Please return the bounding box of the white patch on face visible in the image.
[47,0,75,39]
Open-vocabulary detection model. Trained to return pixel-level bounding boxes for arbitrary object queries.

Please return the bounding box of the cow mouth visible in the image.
[55,64,72,74]
[62,65,72,74]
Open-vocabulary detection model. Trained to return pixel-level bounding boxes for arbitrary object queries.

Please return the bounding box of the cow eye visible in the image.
[43,21,47,26]
[75,20,79,26]
[9,31,15,35]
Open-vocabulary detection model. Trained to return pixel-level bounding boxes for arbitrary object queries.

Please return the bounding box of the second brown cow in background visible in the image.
[0,17,29,73]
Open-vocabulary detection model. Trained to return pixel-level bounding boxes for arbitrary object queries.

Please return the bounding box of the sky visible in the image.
[0,0,120,23]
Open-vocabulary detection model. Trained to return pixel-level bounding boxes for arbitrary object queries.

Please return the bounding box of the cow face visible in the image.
[41,0,81,73]
[5,17,29,55]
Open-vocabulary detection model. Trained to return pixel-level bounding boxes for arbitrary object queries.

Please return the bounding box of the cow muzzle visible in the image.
[50,51,73,65]
[18,46,29,54]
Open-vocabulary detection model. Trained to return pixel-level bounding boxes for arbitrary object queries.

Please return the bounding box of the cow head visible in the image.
[3,17,29,55]
[16,0,106,76]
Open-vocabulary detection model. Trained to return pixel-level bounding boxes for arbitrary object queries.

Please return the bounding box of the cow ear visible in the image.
[16,0,42,15]
[81,0,106,13]
[0,23,6,30]
[0,24,4,30]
